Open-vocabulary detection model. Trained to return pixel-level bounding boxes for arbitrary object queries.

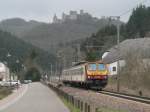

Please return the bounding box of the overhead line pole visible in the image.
[109,16,121,92]
[116,16,121,93]
[50,63,53,82]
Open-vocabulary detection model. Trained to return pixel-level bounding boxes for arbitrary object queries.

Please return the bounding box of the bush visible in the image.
[24,67,41,82]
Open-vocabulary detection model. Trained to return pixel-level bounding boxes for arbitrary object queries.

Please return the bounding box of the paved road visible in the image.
[2,82,69,112]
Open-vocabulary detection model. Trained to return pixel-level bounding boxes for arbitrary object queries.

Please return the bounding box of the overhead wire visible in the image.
[119,0,148,17]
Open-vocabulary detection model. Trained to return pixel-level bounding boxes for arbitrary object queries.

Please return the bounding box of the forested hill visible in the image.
[81,5,150,61]
[0,30,56,71]
[22,17,120,51]
[0,15,121,51]
[0,18,43,38]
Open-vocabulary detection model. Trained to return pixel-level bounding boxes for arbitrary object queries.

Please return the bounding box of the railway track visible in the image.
[47,82,150,112]
[48,81,150,105]
[64,85,150,104]
[68,85,150,104]
[98,90,150,104]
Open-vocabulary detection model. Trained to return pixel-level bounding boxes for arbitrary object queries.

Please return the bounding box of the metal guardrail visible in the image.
[45,82,98,112]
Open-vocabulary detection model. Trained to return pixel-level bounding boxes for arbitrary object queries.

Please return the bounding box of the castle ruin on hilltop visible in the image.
[53,10,91,24]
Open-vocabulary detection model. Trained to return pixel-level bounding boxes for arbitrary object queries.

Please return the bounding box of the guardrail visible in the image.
[47,82,98,112]
[41,80,150,112]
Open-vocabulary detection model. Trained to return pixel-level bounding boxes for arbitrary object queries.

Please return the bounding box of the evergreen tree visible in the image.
[126,5,150,38]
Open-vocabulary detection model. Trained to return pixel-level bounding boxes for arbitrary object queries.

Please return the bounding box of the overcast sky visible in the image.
[0,0,149,23]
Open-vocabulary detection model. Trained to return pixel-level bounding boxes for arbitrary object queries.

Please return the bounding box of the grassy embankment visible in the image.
[106,67,150,98]
[0,87,12,100]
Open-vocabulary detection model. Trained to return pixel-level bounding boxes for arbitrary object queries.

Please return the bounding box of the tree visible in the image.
[126,5,150,38]
[85,51,98,62]
[29,49,38,60]
[81,25,118,60]
[24,67,41,81]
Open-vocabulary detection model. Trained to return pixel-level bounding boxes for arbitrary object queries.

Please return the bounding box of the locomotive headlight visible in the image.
[104,76,107,79]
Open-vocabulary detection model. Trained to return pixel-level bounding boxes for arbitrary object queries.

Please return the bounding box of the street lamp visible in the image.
[15,59,20,80]
[7,53,11,57]
[5,52,12,86]
[56,51,64,82]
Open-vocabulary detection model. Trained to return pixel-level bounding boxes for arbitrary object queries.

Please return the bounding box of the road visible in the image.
[2,82,69,112]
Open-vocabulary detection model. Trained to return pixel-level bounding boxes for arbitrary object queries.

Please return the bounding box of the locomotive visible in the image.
[61,61,108,89]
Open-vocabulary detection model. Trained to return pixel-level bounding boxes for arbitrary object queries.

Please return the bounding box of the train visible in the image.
[61,61,108,89]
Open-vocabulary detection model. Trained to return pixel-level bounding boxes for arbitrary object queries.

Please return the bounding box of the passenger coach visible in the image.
[62,61,108,89]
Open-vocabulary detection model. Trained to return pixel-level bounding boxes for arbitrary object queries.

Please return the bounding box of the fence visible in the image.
[47,83,99,112]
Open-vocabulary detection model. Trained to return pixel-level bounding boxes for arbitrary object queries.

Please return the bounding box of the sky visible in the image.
[0,0,150,23]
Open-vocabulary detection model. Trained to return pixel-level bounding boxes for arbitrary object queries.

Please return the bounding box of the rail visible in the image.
[42,80,150,112]
[99,90,150,104]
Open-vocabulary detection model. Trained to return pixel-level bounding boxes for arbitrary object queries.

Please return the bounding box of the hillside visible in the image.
[0,18,43,38]
[23,17,120,51]
[81,5,150,61]
[0,30,56,71]
[0,15,121,51]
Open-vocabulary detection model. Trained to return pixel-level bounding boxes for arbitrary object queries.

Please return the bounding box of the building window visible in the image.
[112,67,116,71]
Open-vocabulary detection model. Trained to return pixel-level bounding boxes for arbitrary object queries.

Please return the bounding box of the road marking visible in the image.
[0,84,28,111]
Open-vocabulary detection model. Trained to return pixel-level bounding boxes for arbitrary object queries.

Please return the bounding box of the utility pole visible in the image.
[77,44,81,62]
[109,16,121,92]
[55,62,57,76]
[116,16,121,93]
[50,64,53,82]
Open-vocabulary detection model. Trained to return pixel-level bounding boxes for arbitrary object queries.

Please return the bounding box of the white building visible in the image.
[0,62,10,81]
[102,38,150,75]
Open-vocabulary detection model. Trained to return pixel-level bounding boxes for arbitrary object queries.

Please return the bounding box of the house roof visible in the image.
[102,38,150,63]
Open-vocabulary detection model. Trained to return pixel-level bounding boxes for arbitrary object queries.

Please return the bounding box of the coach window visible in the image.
[98,64,105,70]
[76,71,78,75]
[88,64,97,70]
[76,70,78,75]
[77,69,79,74]
[81,69,83,74]
[112,67,116,71]
[75,70,77,75]
[79,69,82,74]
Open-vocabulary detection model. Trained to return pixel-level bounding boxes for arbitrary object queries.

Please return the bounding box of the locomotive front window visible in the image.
[88,64,97,70]
[98,64,105,70]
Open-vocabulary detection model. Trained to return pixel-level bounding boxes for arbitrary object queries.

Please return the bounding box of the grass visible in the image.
[61,97,80,112]
[0,87,12,100]
[97,107,127,112]
[61,96,127,112]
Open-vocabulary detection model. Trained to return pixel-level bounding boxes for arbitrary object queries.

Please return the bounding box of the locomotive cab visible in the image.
[86,62,108,88]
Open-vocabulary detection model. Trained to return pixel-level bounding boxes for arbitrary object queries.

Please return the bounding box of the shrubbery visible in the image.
[24,67,41,82]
